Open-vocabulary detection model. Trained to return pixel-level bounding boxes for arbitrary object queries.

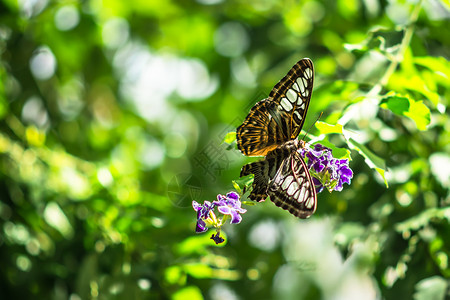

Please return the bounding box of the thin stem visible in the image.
[367,1,422,98]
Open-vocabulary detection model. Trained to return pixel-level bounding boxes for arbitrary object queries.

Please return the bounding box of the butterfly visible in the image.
[236,58,317,218]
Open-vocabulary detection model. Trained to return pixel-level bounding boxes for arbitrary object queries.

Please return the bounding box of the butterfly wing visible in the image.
[240,140,298,202]
[240,157,277,202]
[236,58,314,156]
[269,58,314,140]
[236,99,287,157]
[268,151,317,219]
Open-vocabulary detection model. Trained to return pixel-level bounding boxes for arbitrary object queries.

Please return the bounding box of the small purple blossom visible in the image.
[192,200,215,233]
[334,159,353,191]
[213,192,247,224]
[192,192,247,243]
[300,143,353,193]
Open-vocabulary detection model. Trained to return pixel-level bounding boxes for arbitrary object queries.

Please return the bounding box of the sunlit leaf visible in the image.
[414,56,450,80]
[232,180,241,194]
[176,235,214,256]
[183,263,213,279]
[165,265,186,285]
[222,131,236,144]
[314,139,351,160]
[380,93,431,131]
[315,121,343,135]
[403,99,431,131]
[172,286,204,300]
[388,71,440,106]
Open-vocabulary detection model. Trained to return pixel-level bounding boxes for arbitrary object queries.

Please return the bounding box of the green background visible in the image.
[0,0,449,299]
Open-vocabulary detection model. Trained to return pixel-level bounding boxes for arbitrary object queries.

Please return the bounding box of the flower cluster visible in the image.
[300,143,353,193]
[192,191,246,244]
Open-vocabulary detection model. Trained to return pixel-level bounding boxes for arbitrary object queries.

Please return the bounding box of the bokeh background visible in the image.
[0,0,449,299]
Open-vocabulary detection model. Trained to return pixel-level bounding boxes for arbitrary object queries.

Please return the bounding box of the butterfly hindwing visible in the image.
[240,140,297,202]
[268,150,317,219]
[236,58,314,156]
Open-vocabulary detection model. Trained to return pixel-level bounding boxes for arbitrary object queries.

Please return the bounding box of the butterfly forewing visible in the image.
[269,58,314,140]
[236,58,314,156]
[236,99,286,157]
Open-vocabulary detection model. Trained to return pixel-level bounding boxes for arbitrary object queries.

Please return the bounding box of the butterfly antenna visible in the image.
[301,112,323,142]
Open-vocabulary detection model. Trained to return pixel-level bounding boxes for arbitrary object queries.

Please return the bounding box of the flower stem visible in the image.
[367,1,422,98]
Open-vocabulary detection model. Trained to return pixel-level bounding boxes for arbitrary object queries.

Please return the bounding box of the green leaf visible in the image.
[222,131,236,144]
[172,286,204,300]
[241,200,256,206]
[315,121,343,135]
[314,139,351,160]
[348,138,388,187]
[388,71,440,106]
[403,99,431,131]
[232,180,241,194]
[233,174,254,193]
[380,95,410,115]
[413,276,447,300]
[176,235,214,256]
[183,263,214,279]
[414,56,450,79]
[165,265,186,285]
[380,94,431,131]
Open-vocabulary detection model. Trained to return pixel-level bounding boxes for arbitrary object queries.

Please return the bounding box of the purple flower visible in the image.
[213,192,247,224]
[300,143,353,193]
[192,200,215,233]
[334,159,353,191]
[193,192,247,239]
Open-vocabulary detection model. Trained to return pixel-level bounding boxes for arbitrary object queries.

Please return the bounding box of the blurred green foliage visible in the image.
[0,0,449,299]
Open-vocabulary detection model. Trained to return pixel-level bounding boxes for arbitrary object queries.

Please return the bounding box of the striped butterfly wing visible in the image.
[236,58,314,156]
[268,149,317,219]
[240,140,298,202]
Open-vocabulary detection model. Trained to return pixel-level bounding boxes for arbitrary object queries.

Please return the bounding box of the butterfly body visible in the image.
[236,58,317,218]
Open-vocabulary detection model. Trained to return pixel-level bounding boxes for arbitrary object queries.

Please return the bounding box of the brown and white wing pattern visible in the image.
[236,99,288,157]
[240,140,298,202]
[237,58,317,218]
[236,58,314,156]
[269,58,314,140]
[268,151,317,219]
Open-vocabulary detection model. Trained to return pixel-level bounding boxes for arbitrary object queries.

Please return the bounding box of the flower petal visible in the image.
[217,206,232,215]
[216,194,226,202]
[226,192,239,201]
[196,219,208,233]
[229,210,242,224]
[340,167,353,178]
[192,201,201,211]
[213,200,226,207]
[236,207,247,214]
